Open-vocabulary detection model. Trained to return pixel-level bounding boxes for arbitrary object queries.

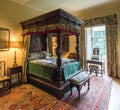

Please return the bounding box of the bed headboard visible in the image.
[29,34,47,53]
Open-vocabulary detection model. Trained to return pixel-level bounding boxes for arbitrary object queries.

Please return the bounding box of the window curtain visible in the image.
[80,14,118,77]
[22,35,31,82]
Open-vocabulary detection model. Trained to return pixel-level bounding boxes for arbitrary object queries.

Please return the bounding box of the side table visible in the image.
[7,66,22,87]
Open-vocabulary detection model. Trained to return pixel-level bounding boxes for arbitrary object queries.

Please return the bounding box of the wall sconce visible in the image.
[10,41,20,67]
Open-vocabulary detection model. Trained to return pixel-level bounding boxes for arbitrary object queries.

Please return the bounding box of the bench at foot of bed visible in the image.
[70,71,90,99]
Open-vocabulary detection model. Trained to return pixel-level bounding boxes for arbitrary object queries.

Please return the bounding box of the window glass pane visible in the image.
[93,31,106,38]
[86,25,107,60]
[92,26,107,57]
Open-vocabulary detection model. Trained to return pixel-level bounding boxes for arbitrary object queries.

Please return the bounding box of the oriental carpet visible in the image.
[0,74,112,110]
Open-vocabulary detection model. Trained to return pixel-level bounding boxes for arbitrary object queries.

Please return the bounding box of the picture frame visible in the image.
[0,28,10,51]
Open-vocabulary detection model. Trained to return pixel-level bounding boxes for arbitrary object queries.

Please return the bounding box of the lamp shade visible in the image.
[10,41,20,48]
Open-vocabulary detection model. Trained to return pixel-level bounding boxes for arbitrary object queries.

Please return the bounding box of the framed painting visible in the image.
[0,28,10,51]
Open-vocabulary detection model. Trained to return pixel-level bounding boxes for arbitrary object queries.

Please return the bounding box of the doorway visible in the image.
[85,25,107,73]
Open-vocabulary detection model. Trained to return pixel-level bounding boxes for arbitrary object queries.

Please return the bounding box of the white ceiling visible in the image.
[9,0,119,15]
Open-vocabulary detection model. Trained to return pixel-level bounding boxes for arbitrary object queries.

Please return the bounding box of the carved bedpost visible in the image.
[56,31,63,82]
[76,33,80,61]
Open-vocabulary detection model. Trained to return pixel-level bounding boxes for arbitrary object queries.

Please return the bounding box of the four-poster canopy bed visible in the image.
[20,9,83,99]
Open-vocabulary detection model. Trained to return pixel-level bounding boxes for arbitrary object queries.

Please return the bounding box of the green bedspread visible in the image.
[28,60,80,81]
[62,62,80,80]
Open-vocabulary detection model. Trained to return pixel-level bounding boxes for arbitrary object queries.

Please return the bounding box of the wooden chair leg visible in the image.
[89,68,93,74]
[94,69,98,76]
[77,86,81,99]
[70,83,73,95]
[88,79,90,90]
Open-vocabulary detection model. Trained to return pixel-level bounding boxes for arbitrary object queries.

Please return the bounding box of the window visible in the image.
[86,25,107,60]
[92,26,106,57]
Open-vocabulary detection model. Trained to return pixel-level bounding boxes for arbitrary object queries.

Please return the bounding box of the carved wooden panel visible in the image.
[29,34,47,53]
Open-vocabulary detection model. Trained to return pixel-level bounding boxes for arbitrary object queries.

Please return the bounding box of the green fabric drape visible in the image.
[63,62,80,80]
[28,61,80,81]
[28,61,56,80]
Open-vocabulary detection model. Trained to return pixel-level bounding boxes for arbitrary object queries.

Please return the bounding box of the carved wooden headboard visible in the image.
[29,34,47,53]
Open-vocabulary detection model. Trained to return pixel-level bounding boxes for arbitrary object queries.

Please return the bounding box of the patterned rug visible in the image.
[53,75,112,110]
[0,84,58,110]
[0,74,112,110]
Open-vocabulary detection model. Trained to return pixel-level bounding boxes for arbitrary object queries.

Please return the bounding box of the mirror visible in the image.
[0,28,10,51]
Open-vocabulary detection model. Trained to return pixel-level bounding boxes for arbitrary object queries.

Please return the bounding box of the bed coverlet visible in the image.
[28,59,80,81]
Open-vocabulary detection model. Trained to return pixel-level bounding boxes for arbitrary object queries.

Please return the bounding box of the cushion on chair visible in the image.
[70,71,89,84]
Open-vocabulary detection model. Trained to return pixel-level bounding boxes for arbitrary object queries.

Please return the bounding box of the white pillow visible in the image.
[41,51,51,57]
[28,52,44,60]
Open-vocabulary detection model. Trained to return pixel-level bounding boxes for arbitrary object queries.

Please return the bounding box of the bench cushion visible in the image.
[70,71,89,84]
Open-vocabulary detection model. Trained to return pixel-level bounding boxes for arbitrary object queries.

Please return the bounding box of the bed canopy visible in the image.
[21,9,83,99]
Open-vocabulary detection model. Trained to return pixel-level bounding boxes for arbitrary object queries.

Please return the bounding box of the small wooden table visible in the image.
[8,66,22,87]
[87,59,105,75]
[70,71,90,99]
[0,76,10,96]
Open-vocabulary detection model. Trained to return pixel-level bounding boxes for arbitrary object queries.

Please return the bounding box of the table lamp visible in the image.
[10,41,20,67]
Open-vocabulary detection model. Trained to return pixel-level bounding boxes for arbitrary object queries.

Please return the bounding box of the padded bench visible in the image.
[70,71,90,99]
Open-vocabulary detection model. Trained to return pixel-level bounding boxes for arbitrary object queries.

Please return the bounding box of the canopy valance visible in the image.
[21,9,83,37]
[22,24,81,37]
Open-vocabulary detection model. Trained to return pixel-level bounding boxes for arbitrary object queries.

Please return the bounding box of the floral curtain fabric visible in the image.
[81,14,118,77]
[22,35,31,82]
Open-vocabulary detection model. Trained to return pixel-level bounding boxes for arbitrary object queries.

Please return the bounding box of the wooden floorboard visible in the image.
[108,77,120,110]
